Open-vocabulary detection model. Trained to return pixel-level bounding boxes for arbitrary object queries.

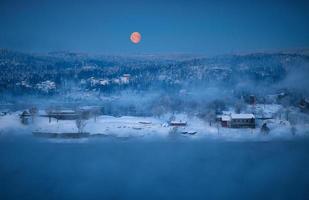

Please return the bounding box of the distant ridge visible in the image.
[1,47,309,60]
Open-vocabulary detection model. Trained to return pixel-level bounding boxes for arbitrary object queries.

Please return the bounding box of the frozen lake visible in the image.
[0,134,309,200]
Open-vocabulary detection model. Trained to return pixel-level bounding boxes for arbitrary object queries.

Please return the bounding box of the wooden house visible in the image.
[219,113,255,128]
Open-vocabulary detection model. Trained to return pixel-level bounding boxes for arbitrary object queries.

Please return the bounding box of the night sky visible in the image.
[0,0,308,55]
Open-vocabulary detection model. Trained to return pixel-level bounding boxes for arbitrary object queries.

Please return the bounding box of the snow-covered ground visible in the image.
[1,109,309,141]
[250,104,282,118]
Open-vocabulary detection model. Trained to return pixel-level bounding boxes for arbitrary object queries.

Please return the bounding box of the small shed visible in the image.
[221,115,231,127]
[20,110,31,124]
[169,120,187,126]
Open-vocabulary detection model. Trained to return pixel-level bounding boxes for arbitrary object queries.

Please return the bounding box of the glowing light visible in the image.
[130,32,141,44]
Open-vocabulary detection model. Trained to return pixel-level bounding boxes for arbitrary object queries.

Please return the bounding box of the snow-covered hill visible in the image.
[1,49,309,96]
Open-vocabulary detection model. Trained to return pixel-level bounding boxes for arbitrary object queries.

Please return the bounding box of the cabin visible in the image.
[219,113,255,128]
[123,74,131,79]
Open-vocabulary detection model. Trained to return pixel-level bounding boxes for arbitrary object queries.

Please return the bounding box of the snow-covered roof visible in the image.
[222,111,233,115]
[231,114,255,119]
[169,120,187,125]
[221,115,231,121]
[51,110,76,114]
[79,106,102,110]
[170,120,187,123]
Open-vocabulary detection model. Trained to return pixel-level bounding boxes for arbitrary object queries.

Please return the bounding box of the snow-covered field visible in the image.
[1,109,309,141]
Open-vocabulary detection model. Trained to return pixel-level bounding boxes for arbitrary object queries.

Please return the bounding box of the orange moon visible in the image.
[130,32,141,44]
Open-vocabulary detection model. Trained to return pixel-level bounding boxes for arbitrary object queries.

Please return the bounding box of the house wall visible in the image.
[221,121,229,127]
[230,118,255,128]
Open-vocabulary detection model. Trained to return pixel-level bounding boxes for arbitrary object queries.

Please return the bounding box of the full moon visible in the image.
[130,32,141,44]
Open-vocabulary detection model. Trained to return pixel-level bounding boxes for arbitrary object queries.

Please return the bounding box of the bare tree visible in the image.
[45,107,53,123]
[206,110,216,126]
[276,107,285,120]
[76,117,87,133]
[168,127,178,136]
[235,98,246,114]
[29,107,37,122]
[208,100,226,114]
[93,107,101,122]
[151,104,165,118]
[285,108,291,121]
[20,111,30,125]
[260,123,270,135]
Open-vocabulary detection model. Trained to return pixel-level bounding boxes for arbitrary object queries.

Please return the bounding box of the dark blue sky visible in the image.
[0,0,308,55]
